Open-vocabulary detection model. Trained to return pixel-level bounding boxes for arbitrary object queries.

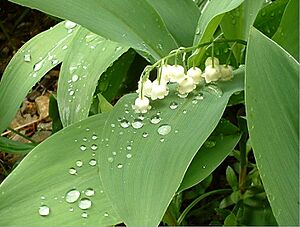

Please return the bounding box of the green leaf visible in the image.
[0,21,78,133]
[0,115,121,226]
[226,166,238,190]
[178,119,241,192]
[190,0,244,65]
[147,0,200,47]
[97,68,244,226]
[224,212,237,226]
[272,0,299,60]
[9,0,179,61]
[49,95,63,134]
[0,136,35,154]
[220,0,264,63]
[245,28,299,226]
[0,68,245,226]
[57,27,128,127]
[97,94,113,113]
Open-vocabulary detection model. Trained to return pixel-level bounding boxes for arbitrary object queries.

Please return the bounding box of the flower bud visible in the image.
[220,65,233,81]
[133,97,151,113]
[137,79,152,97]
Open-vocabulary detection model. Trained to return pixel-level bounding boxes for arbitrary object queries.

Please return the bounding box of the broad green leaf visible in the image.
[97,68,244,226]
[147,0,200,47]
[0,136,35,154]
[178,119,241,192]
[0,115,121,226]
[0,21,78,133]
[254,0,289,38]
[190,0,244,65]
[58,28,128,127]
[220,0,264,63]
[272,0,299,60]
[9,0,179,61]
[245,28,299,226]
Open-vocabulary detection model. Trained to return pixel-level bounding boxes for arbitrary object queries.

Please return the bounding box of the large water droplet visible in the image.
[120,119,130,128]
[78,198,92,210]
[39,205,50,216]
[157,124,172,136]
[91,144,98,151]
[132,118,144,129]
[69,167,77,175]
[150,115,161,124]
[117,163,123,169]
[24,53,31,62]
[65,189,80,203]
[89,159,97,166]
[64,20,77,29]
[33,61,43,71]
[205,84,223,97]
[80,145,87,151]
[169,101,178,110]
[72,74,79,82]
[84,188,95,197]
[76,160,83,167]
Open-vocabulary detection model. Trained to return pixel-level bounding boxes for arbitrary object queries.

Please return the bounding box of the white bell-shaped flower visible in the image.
[177,76,196,95]
[133,96,151,113]
[151,79,169,100]
[187,67,204,84]
[220,65,233,81]
[137,79,153,97]
[169,65,185,83]
[205,57,220,66]
[160,64,172,83]
[202,65,221,83]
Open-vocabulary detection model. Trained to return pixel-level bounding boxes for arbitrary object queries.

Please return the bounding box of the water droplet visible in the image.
[65,189,80,203]
[32,73,37,78]
[80,145,87,151]
[117,163,123,169]
[33,61,43,71]
[150,115,161,124]
[157,124,172,136]
[205,84,223,97]
[195,27,201,35]
[177,92,189,98]
[132,118,144,129]
[175,130,179,133]
[115,46,123,52]
[169,101,178,110]
[160,138,165,142]
[41,195,46,200]
[104,212,109,217]
[69,167,77,175]
[69,207,74,212]
[78,198,92,210]
[91,144,98,151]
[51,59,59,65]
[83,137,88,142]
[39,205,50,216]
[111,123,115,128]
[24,53,31,62]
[69,90,75,96]
[72,74,79,82]
[204,140,216,148]
[126,145,132,151]
[89,159,97,166]
[138,114,145,120]
[157,43,163,50]
[202,165,206,169]
[76,160,83,167]
[91,134,98,140]
[81,212,88,218]
[182,110,187,114]
[142,132,148,138]
[120,119,130,128]
[112,151,117,156]
[195,92,204,100]
[84,188,95,197]
[65,20,77,29]
[126,153,132,159]
[62,45,68,50]
[108,157,114,163]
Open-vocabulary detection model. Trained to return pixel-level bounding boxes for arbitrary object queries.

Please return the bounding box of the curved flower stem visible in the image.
[177,188,232,225]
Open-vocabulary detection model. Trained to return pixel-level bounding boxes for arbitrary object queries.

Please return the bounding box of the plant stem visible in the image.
[177,189,232,225]
[239,134,248,194]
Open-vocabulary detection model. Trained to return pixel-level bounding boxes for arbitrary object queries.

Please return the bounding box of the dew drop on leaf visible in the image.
[24,53,31,62]
[81,212,88,218]
[76,160,83,167]
[169,101,178,110]
[72,74,79,82]
[126,145,132,151]
[107,157,114,163]
[150,115,161,124]
[39,205,50,216]
[80,145,87,151]
[205,84,223,97]
[157,124,172,136]
[78,198,92,210]
[33,61,43,71]
[195,92,204,100]
[91,134,98,140]
[65,189,80,203]
[131,118,144,129]
[88,159,97,166]
[69,167,77,175]
[104,212,109,217]
[120,119,130,128]
[84,188,95,197]
[142,132,148,138]
[126,153,132,159]
[91,144,98,151]
[117,163,123,169]
[160,138,165,142]
[64,20,77,29]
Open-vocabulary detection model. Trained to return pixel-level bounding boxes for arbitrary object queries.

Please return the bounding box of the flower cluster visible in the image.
[133,56,233,113]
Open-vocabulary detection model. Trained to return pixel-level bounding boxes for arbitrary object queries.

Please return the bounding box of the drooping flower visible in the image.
[169,65,185,83]
[150,79,169,100]
[219,65,233,81]
[133,96,151,113]
[160,64,172,83]
[137,79,153,97]
[187,67,204,84]
[202,65,222,83]
[177,76,196,95]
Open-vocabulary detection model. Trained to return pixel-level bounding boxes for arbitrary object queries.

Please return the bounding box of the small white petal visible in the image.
[205,57,220,67]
